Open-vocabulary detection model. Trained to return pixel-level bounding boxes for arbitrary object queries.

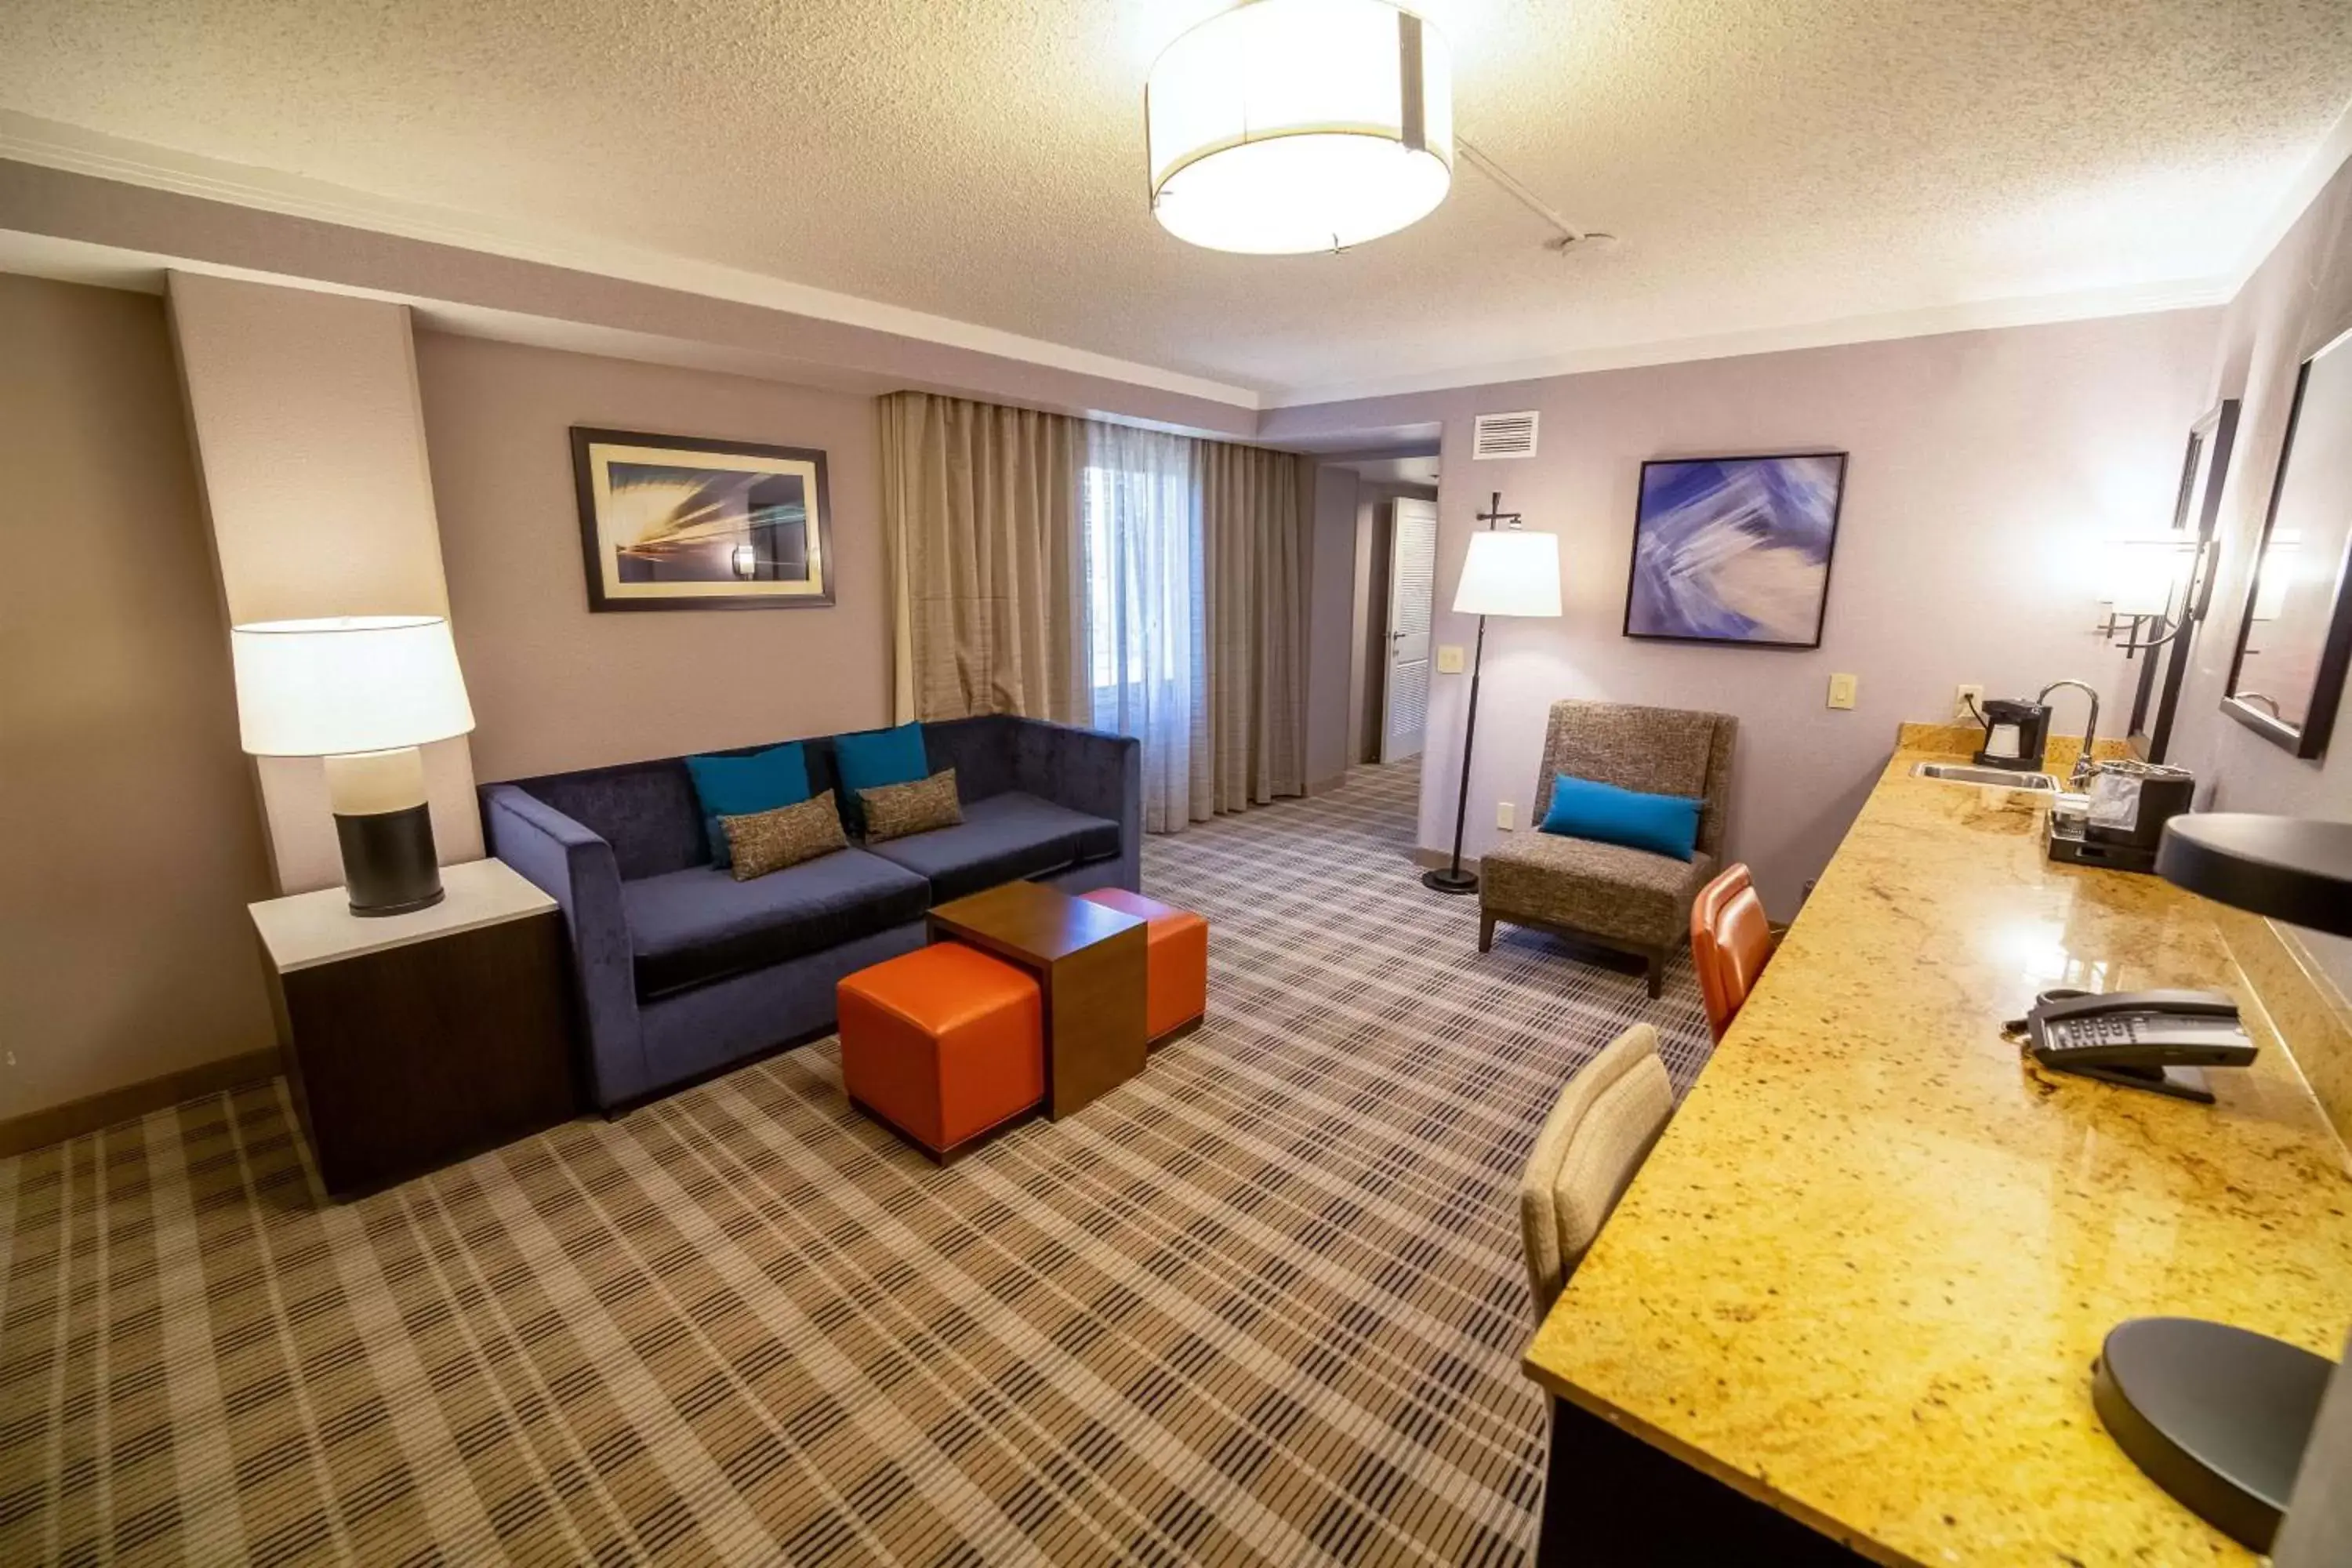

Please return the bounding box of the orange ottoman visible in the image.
[1080,888,1208,1044]
[837,942,1044,1160]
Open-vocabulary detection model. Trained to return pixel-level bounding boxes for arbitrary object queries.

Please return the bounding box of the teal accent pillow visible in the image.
[833,723,929,797]
[1539,774,1702,862]
[685,742,810,868]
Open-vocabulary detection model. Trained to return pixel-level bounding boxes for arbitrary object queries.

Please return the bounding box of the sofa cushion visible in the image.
[866,791,1117,902]
[686,742,810,869]
[622,847,930,1000]
[1481,830,1717,949]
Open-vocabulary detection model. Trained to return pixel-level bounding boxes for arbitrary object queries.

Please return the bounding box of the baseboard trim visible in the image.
[0,1047,283,1159]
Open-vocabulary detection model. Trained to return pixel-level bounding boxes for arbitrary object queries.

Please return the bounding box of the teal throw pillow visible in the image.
[833,723,930,796]
[1539,774,1702,862]
[685,742,810,868]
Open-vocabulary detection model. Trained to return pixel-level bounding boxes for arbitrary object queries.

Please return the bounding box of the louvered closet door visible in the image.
[1381,498,1438,762]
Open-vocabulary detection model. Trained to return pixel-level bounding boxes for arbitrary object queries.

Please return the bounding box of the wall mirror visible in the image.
[2127,399,2238,760]
[2223,323,2352,758]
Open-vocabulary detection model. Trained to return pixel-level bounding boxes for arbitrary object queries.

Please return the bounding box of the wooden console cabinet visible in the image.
[251,858,579,1198]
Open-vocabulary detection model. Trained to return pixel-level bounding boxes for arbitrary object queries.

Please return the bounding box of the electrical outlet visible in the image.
[1954,683,1984,721]
[1436,644,1465,674]
[1496,800,1515,830]
[1827,673,1857,710]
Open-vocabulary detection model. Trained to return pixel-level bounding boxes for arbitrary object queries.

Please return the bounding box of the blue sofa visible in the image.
[482,714,1141,1110]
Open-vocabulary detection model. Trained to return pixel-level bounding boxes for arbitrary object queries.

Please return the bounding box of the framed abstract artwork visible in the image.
[1623,452,1848,648]
[570,427,833,612]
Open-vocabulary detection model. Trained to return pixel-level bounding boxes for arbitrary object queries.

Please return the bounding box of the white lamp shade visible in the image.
[2102,535,2191,618]
[1454,529,1563,618]
[1146,0,1453,255]
[231,615,476,757]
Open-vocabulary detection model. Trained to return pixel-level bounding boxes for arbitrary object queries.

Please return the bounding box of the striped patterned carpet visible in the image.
[0,760,1712,1566]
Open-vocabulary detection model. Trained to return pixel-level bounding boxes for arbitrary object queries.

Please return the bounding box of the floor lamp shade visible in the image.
[230,615,477,916]
[1454,529,1563,618]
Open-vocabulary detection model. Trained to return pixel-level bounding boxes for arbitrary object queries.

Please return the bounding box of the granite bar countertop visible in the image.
[1523,731,2352,1566]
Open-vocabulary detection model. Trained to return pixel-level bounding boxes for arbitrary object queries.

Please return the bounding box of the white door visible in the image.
[1381,499,1439,762]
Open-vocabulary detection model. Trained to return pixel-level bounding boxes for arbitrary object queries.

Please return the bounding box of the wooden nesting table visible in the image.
[927,881,1148,1119]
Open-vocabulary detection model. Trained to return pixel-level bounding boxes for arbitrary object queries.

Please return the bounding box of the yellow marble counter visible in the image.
[1523,740,2352,1566]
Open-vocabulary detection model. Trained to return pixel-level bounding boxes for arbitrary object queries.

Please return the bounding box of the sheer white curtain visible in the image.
[1082,422,1207,832]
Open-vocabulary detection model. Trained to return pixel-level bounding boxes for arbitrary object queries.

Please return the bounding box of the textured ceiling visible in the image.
[3,0,2350,399]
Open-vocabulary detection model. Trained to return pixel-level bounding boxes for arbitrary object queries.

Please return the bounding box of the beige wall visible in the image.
[417,331,891,780]
[1305,463,1361,789]
[0,274,276,1120]
[168,272,482,890]
[1267,310,2220,913]
[2167,147,2352,996]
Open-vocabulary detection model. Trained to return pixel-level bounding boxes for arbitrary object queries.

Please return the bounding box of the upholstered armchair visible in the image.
[1479,700,1738,997]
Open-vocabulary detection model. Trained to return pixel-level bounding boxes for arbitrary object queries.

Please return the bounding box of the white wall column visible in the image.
[168,271,482,892]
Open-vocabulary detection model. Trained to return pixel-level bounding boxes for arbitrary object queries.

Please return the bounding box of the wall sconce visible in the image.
[731,543,758,580]
[2096,534,2209,656]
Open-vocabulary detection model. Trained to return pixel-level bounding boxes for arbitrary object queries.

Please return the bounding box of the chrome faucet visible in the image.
[2038,679,2100,789]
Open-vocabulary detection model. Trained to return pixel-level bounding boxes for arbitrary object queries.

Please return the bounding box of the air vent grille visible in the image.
[1472,411,1538,459]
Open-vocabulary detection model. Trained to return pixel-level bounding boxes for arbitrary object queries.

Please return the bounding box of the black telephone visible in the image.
[2019,989,2256,1104]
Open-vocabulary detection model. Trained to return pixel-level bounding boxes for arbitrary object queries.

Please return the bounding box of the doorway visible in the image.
[1381,498,1439,760]
[1337,453,1441,767]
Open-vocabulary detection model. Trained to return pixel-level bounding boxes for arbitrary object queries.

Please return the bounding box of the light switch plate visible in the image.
[1436,644,1465,673]
[1496,800,1515,830]
[1828,673,1858,710]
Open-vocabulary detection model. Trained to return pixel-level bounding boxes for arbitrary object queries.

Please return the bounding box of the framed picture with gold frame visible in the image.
[569,427,833,612]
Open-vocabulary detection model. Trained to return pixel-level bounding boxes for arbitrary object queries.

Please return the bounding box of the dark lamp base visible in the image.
[335,802,445,917]
[1421,867,1480,895]
[2092,1316,2334,1551]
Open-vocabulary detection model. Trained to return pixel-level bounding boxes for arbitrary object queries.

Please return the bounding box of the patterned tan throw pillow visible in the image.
[860,768,963,843]
[720,791,847,880]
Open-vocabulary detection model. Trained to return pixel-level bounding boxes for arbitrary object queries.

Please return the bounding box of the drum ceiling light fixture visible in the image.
[1146,0,1454,255]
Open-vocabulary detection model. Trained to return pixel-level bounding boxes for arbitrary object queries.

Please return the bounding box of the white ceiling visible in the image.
[2,0,2350,403]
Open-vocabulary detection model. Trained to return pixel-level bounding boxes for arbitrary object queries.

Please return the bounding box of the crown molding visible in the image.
[2227,92,2352,296]
[0,111,1264,412]
[1259,276,2238,410]
[8,103,2343,425]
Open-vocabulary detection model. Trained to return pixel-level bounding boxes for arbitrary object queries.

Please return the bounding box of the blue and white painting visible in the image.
[1625,454,1846,647]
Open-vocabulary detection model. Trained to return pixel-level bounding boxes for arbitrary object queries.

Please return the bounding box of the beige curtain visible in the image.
[880,391,1086,724]
[1196,440,1311,813]
[880,388,1312,825]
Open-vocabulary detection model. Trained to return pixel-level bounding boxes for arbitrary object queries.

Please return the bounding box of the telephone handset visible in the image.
[2017,989,2256,1104]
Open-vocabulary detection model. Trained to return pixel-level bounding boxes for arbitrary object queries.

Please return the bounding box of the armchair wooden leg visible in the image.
[1646,949,1665,999]
[1479,913,1496,953]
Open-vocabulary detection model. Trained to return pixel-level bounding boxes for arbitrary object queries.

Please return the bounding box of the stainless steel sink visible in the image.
[1911,761,2060,791]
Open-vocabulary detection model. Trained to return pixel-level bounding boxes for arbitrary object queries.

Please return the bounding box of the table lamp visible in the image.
[1423,492,1563,895]
[2085,813,2352,1552]
[231,615,477,916]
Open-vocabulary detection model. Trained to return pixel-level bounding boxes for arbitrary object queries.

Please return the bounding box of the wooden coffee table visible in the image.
[927,881,1148,1119]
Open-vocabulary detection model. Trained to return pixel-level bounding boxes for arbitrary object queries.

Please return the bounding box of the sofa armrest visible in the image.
[1008,718,1142,891]
[483,784,648,1108]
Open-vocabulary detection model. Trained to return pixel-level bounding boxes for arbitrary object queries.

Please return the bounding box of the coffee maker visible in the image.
[1973,697,2053,771]
[2049,760,2198,873]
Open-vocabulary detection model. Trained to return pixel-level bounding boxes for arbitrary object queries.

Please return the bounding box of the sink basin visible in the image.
[1911,761,2060,791]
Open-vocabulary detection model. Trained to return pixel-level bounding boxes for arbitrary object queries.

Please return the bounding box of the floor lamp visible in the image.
[1423,492,1563,895]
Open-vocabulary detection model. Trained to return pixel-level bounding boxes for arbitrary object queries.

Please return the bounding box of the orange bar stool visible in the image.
[1691,862,1773,1043]
[1080,887,1208,1045]
[837,942,1044,1161]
